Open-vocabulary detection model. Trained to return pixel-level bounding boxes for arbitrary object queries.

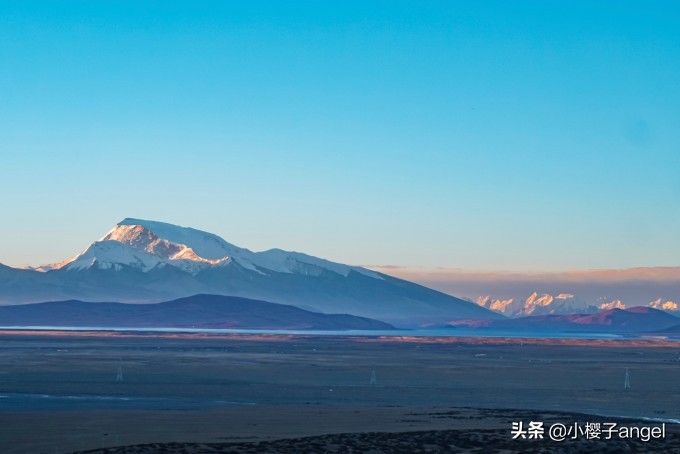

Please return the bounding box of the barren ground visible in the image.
[1,330,678,453]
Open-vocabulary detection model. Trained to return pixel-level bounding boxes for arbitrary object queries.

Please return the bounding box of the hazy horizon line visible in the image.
[365,265,680,283]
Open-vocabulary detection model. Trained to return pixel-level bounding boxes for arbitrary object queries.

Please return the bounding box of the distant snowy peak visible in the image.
[648,298,679,312]
[42,218,382,280]
[476,295,514,313]
[477,292,597,317]
[477,292,679,317]
[598,299,625,311]
[523,292,590,315]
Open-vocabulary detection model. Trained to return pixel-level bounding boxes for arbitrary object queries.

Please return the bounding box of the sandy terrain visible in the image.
[1,330,679,453]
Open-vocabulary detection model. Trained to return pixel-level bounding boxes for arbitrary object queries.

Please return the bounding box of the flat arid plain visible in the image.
[1,330,679,453]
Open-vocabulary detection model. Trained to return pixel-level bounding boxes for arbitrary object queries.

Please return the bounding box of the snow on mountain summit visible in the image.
[46,218,382,279]
[102,224,230,265]
[115,218,245,259]
[477,292,597,317]
[61,240,172,271]
[476,292,680,317]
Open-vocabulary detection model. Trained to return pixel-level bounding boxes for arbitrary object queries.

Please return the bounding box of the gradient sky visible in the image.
[1,1,679,270]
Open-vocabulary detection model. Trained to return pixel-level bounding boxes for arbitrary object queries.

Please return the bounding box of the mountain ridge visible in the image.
[475,292,679,317]
[0,294,396,330]
[450,306,680,333]
[0,219,502,327]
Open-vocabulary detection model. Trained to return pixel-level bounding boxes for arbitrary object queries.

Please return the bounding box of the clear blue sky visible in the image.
[1,1,679,270]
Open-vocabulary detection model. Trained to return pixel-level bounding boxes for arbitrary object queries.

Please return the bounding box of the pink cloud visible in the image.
[366,265,680,284]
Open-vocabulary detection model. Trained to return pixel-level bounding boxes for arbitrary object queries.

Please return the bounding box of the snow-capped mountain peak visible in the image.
[46,221,232,274]
[61,240,168,271]
[101,224,229,265]
[41,218,382,279]
[115,218,245,259]
[477,292,680,317]
[477,292,597,317]
[1,218,504,326]
[648,298,678,311]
